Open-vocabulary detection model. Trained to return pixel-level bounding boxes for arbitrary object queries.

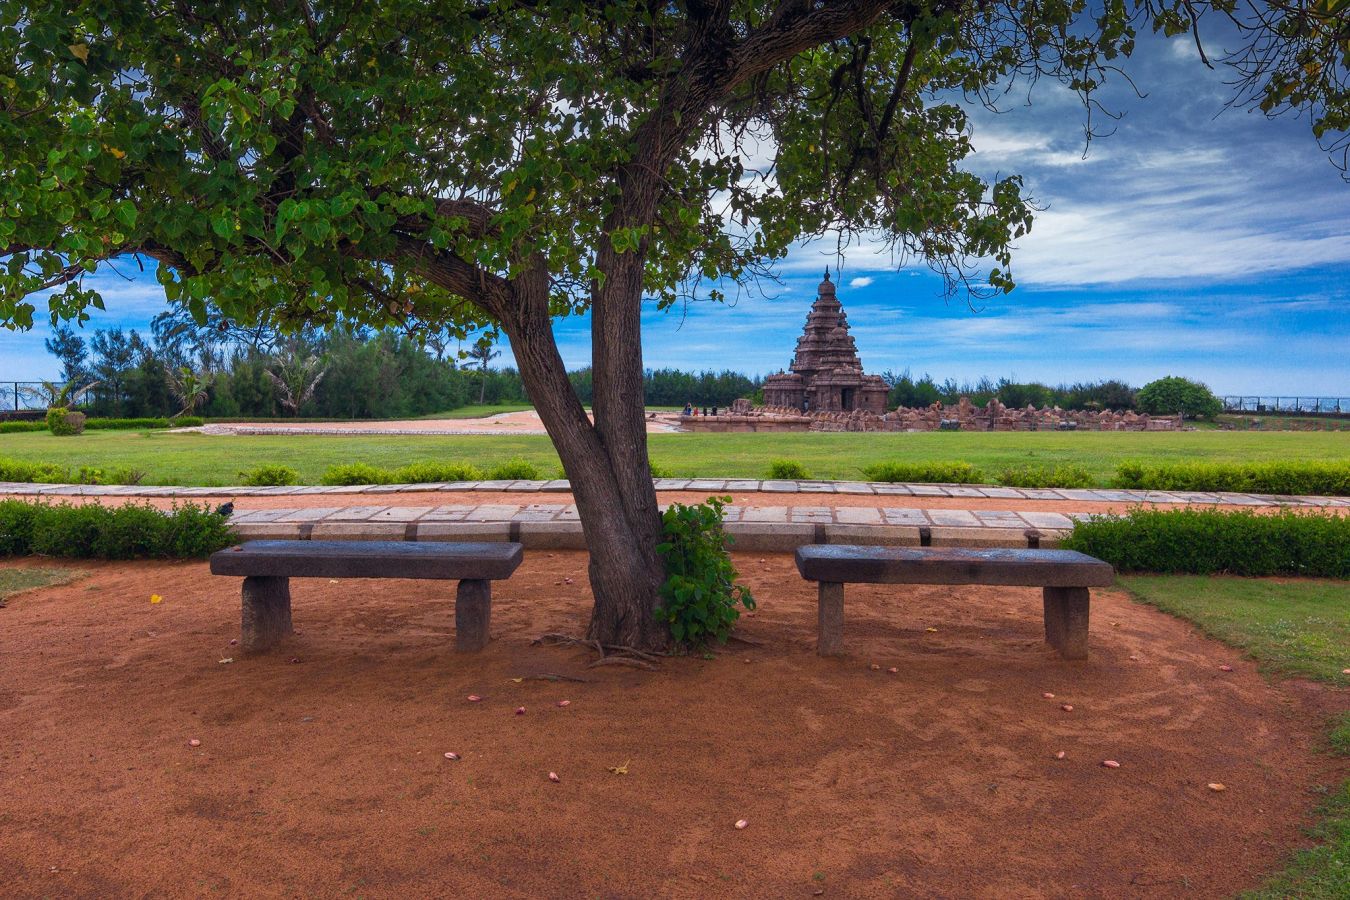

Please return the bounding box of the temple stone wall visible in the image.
[744,398,1181,432]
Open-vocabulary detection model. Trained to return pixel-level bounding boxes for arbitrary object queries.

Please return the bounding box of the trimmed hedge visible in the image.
[46,408,85,435]
[1060,508,1350,577]
[862,461,985,484]
[0,416,203,433]
[0,457,145,485]
[320,461,486,486]
[766,458,812,480]
[1113,460,1350,496]
[0,500,233,559]
[995,464,1093,489]
[239,465,300,487]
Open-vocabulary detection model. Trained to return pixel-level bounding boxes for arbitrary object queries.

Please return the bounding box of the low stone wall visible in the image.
[740,398,1182,433]
[678,414,813,432]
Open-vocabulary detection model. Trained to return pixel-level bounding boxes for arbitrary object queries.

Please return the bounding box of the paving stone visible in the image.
[540,480,573,492]
[928,509,980,527]
[835,482,875,494]
[1020,512,1075,530]
[1020,489,1066,501]
[871,484,914,495]
[1142,491,1188,504]
[977,487,1025,498]
[740,506,789,523]
[835,507,882,525]
[905,484,950,496]
[1054,489,1102,502]
[506,481,545,492]
[796,482,838,493]
[974,510,1028,527]
[653,479,691,490]
[686,479,728,490]
[229,509,297,524]
[726,480,762,492]
[370,506,434,522]
[881,508,930,526]
[789,506,834,523]
[466,504,522,521]
[322,506,389,521]
[944,486,986,497]
[278,507,342,522]
[760,481,800,493]
[557,506,580,521]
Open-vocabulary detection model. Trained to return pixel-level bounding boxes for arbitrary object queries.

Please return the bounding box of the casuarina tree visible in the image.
[1,2,1344,649]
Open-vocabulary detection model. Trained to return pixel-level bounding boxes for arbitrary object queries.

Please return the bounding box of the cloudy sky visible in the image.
[4,23,1347,396]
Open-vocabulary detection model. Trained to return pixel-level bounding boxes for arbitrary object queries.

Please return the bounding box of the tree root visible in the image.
[587,657,656,671]
[512,673,591,683]
[533,632,665,665]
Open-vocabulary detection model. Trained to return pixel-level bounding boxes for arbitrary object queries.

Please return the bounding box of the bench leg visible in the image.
[817,581,845,656]
[241,576,292,653]
[1043,586,1090,660]
[456,579,491,652]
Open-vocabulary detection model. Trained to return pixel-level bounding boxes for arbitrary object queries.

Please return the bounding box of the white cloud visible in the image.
[849,276,874,288]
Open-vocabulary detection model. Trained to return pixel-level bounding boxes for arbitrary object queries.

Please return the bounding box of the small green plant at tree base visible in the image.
[488,458,540,480]
[239,465,300,487]
[766,458,812,480]
[996,464,1093,489]
[45,408,86,436]
[649,460,675,479]
[861,461,985,484]
[654,495,755,648]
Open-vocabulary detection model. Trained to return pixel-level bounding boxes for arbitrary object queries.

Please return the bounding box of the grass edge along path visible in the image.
[0,429,1346,487]
[1120,576,1350,899]
[0,566,86,605]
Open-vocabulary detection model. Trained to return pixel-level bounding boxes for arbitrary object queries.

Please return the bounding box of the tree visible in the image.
[465,338,502,405]
[1137,376,1223,419]
[1,2,1343,650]
[167,365,213,418]
[43,324,87,384]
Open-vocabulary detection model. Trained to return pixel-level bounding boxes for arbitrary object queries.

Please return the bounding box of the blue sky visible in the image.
[3,25,1347,395]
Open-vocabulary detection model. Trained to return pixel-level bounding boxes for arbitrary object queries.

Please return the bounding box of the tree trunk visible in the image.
[501,272,668,651]
[478,366,487,404]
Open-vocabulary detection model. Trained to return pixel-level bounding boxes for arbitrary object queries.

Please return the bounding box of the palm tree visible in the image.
[465,339,500,405]
[266,354,327,416]
[167,366,213,418]
[20,379,101,409]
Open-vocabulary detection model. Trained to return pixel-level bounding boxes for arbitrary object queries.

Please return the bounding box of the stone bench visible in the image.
[794,545,1115,659]
[209,540,524,653]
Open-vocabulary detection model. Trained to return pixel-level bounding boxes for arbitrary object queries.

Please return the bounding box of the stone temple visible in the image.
[762,270,889,414]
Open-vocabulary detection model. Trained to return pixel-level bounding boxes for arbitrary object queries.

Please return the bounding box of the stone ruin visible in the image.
[747,395,1181,432]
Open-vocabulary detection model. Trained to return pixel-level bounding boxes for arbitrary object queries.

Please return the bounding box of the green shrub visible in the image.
[0,421,47,433]
[46,407,85,436]
[766,458,812,480]
[487,458,541,480]
[320,463,392,486]
[996,464,1094,489]
[390,461,484,483]
[649,460,675,479]
[82,416,206,430]
[0,500,233,560]
[1060,508,1350,577]
[0,458,143,485]
[861,461,985,484]
[1136,375,1222,419]
[1112,461,1350,496]
[239,465,300,487]
[655,496,755,648]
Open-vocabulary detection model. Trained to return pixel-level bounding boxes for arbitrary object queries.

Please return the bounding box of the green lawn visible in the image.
[1121,576,1350,898]
[1,428,1347,486]
[0,567,84,603]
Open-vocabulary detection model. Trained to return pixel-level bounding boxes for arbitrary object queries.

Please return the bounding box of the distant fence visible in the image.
[1222,396,1349,417]
[0,382,49,412]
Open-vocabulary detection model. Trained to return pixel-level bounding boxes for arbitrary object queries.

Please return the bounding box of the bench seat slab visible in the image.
[795,545,1113,588]
[211,540,523,581]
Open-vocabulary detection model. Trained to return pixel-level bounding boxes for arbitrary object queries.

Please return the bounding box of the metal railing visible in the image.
[1222,396,1349,416]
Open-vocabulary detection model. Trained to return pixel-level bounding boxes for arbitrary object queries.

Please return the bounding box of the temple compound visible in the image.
[762,270,889,414]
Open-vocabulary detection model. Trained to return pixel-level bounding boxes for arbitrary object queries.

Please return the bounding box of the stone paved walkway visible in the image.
[1,478,1346,507]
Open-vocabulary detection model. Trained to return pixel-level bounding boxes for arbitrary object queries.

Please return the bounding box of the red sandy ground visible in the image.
[1,554,1344,898]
